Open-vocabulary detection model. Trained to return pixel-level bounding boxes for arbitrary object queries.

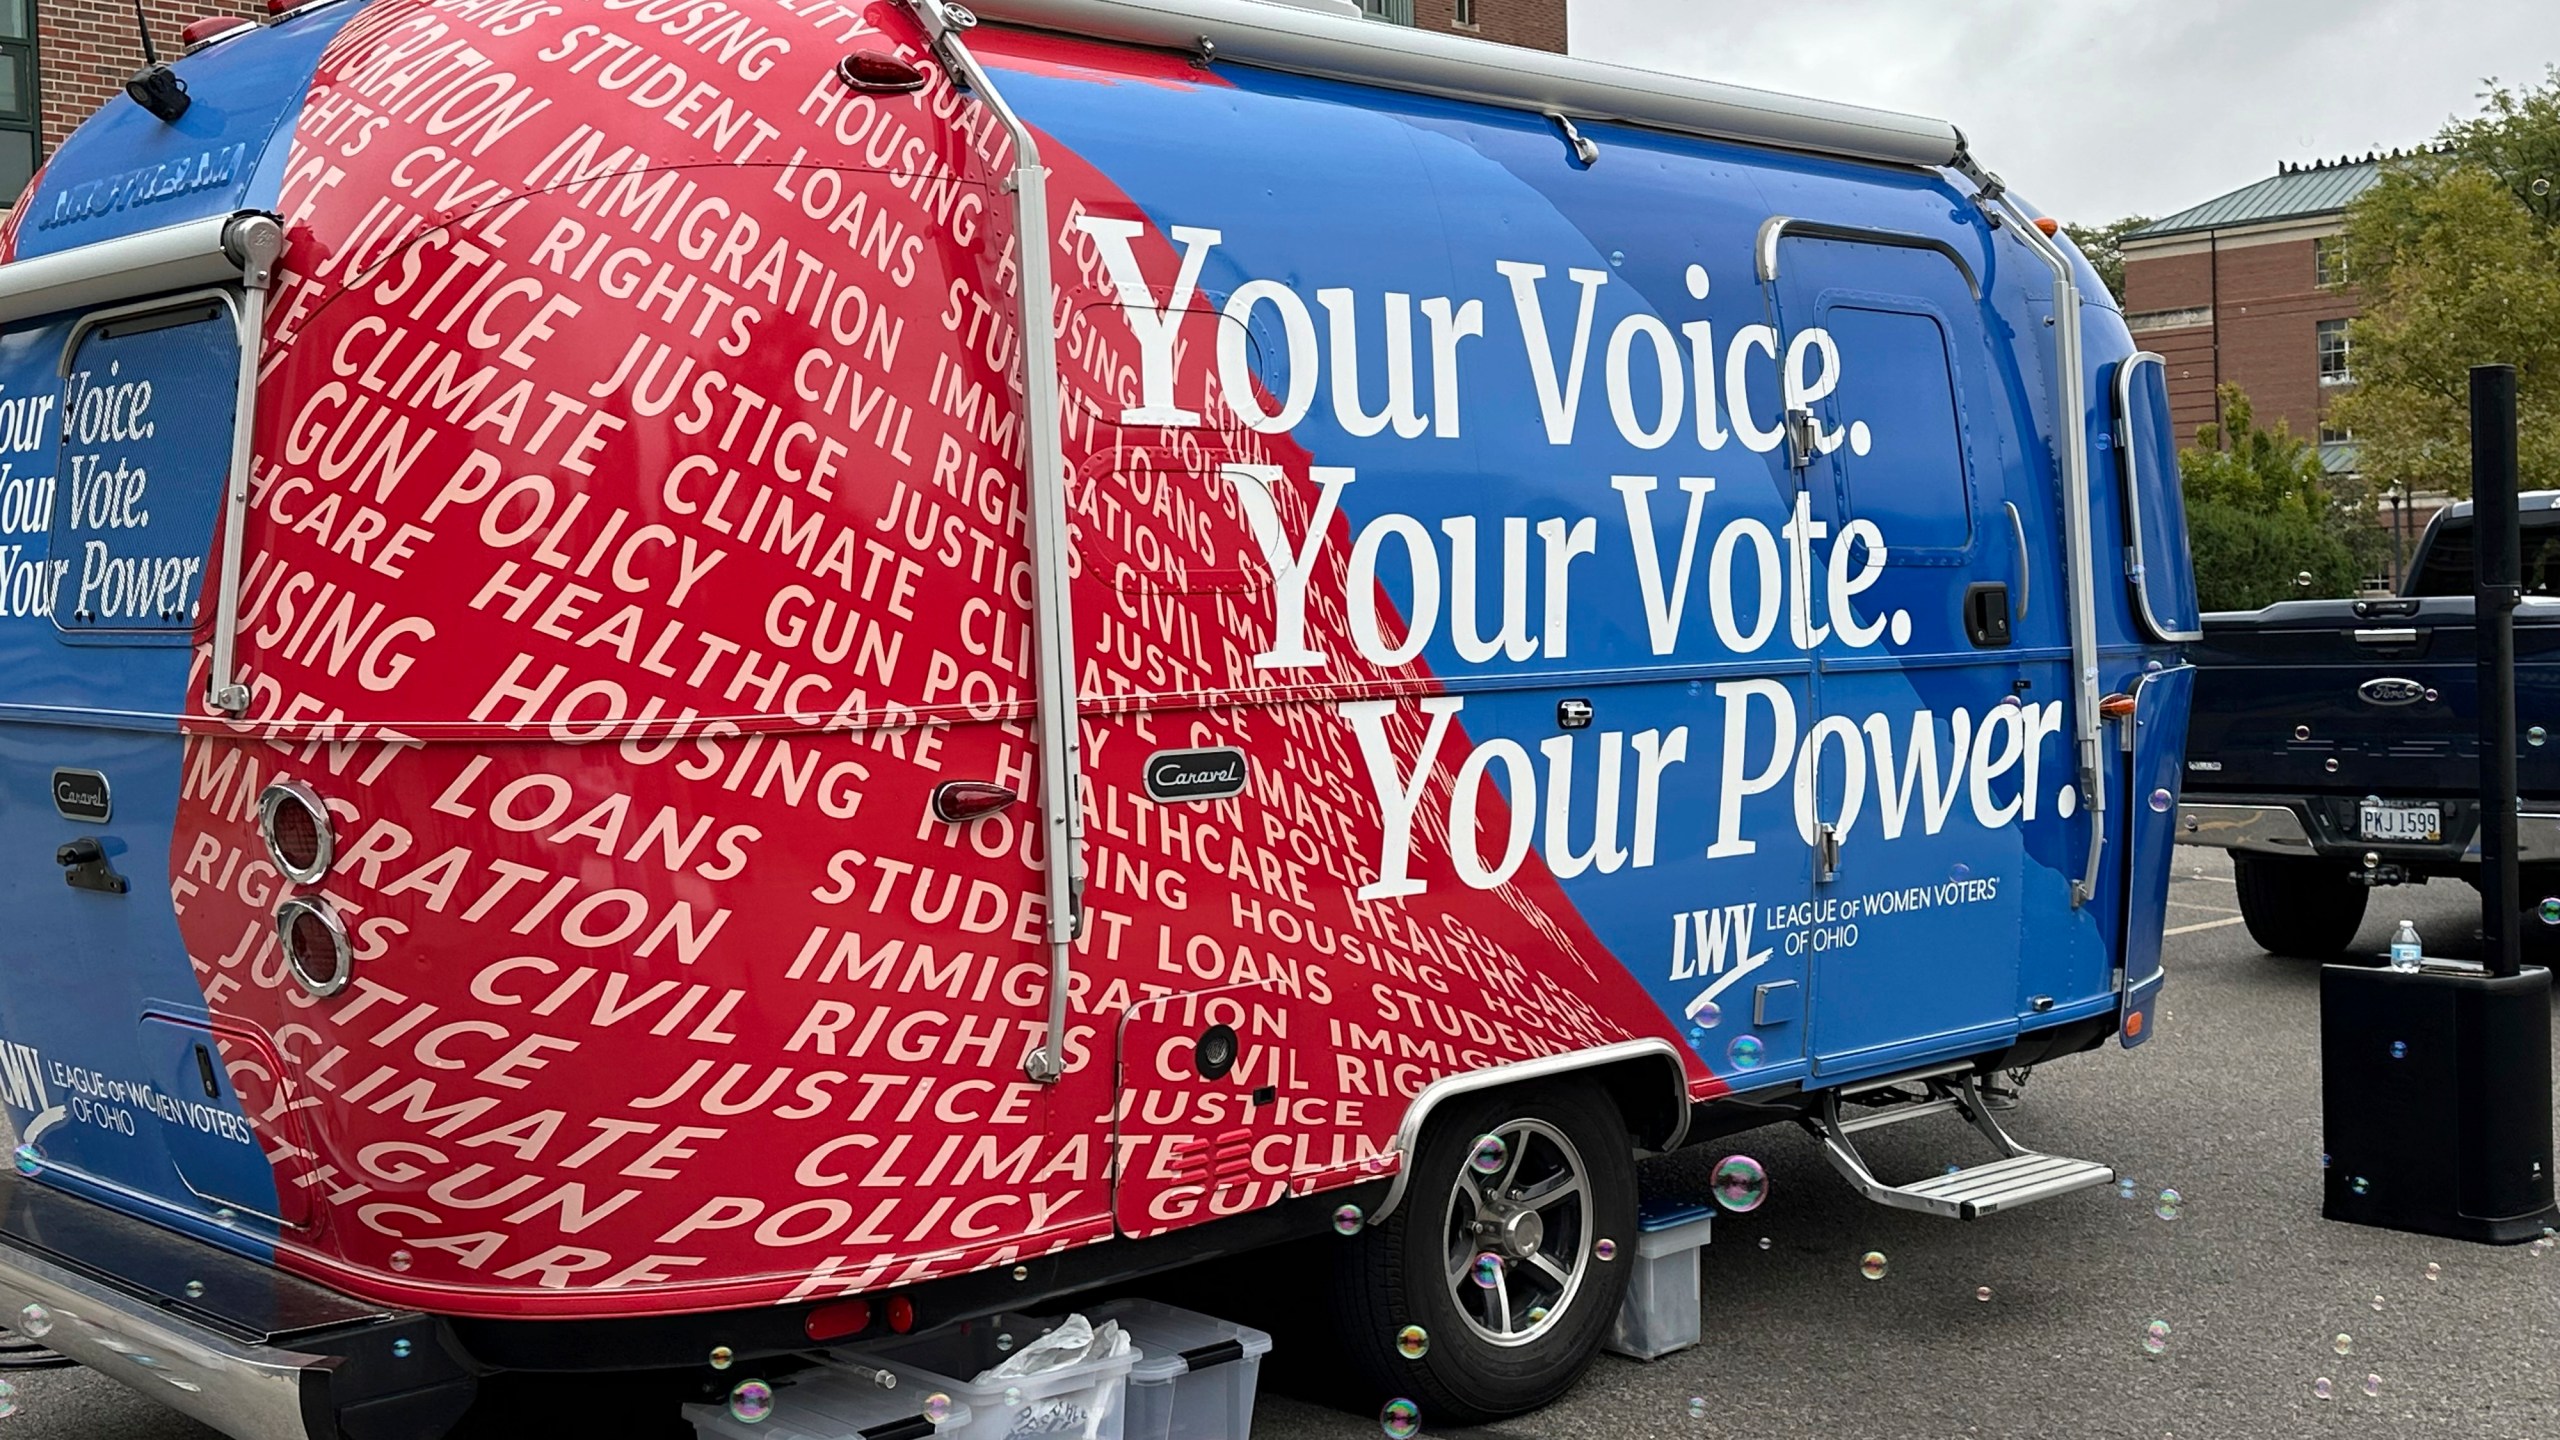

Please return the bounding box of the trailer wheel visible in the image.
[1325,1080,1636,1425]
[2234,853,2370,957]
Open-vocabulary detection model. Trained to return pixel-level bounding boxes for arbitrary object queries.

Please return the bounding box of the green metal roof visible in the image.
[2129,160,2382,240]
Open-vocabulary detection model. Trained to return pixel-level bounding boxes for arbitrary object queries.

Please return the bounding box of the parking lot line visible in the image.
[2163,916,2249,936]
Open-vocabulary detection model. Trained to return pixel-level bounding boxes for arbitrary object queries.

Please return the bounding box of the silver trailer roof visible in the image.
[965,0,1967,171]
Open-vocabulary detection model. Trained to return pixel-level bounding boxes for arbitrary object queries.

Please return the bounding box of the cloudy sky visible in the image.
[1568,0,2557,225]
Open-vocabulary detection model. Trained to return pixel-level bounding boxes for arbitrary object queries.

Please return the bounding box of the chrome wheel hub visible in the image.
[1442,1118,1592,1349]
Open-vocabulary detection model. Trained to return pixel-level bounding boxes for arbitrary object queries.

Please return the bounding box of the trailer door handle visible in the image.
[1964,582,2014,647]
[2004,500,2030,619]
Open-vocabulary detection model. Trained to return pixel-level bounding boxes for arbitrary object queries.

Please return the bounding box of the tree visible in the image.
[2181,385,2382,609]
[2330,69,2560,496]
[2063,215,2150,306]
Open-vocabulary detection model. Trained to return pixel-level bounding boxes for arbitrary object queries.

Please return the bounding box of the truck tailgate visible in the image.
[2185,597,2560,800]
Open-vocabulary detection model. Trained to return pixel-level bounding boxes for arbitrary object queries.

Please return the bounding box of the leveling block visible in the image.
[2320,961,2559,1243]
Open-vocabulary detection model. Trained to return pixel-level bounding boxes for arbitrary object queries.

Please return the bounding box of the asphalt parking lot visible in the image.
[10,849,2558,1439]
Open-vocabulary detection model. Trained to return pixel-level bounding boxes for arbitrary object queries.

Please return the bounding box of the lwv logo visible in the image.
[1670,904,1769,981]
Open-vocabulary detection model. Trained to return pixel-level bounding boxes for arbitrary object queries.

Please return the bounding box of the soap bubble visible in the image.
[2537,177,2555,196]
[2150,788,2173,813]
[1471,1253,1503,1289]
[2155,1188,2183,1221]
[2313,1377,2333,1401]
[1693,1000,1722,1030]
[1975,1286,1993,1302]
[728,1380,775,1424]
[1334,1205,1364,1236]
[2540,897,2560,925]
[1757,1237,1772,1251]
[2364,1372,2384,1396]
[2333,1333,2352,1356]
[1468,1134,1508,1176]
[1595,1238,1618,1261]
[15,1305,50,1339]
[393,1339,413,1359]
[2391,1041,2407,1060]
[1395,1325,1429,1360]
[2531,726,2549,747]
[1525,1305,1549,1325]
[995,1333,1014,1353]
[2297,571,2314,588]
[0,1379,15,1419]
[1950,863,1972,880]
[1710,1155,1769,1213]
[1727,1036,1766,1070]
[2424,1261,2442,1282]
[1688,1396,1708,1420]
[923,1394,954,1424]
[1002,1388,1021,1407]
[184,1281,204,1299]
[11,1147,36,1176]
[709,1346,734,1371]
[1859,1251,1888,1281]
[388,1250,414,1273]
[1380,1399,1421,1438]
[2142,1319,2171,1355]
[2117,1177,2137,1199]
[2350,1176,2371,1196]
[2370,1295,2385,1312]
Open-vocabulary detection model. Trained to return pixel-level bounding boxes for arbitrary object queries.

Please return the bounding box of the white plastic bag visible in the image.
[977,1314,1129,1383]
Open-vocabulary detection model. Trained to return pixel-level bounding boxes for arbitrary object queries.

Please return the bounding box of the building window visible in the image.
[2314,235,2349,288]
[1456,0,1478,24]
[2320,418,2355,443]
[2318,319,2353,386]
[0,0,37,204]
[1360,0,1417,23]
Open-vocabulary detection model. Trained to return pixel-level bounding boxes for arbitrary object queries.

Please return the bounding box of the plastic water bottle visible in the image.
[2390,920,2422,971]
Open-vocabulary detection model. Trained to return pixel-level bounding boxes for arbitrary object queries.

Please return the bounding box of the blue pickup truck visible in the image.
[2179,494,2560,955]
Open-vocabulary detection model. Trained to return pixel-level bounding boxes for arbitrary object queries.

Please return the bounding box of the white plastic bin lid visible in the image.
[1630,1213,1716,1260]
[1079,1298,1274,1383]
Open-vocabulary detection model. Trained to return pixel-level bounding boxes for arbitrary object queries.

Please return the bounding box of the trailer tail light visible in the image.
[803,1299,872,1342]
[837,53,929,95]
[884,1295,916,1334]
[259,780,334,885]
[931,782,1018,823]
[276,897,353,999]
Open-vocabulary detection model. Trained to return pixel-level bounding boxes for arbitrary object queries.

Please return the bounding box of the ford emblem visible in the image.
[2358,677,2427,707]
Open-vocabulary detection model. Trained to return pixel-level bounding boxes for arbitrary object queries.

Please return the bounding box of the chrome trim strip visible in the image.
[0,1235,330,1440]
[911,1,1086,1084]
[1755,215,1983,298]
[2112,351,2204,643]
[1370,1039,1689,1222]
[0,215,246,326]
[2174,802,2314,854]
[2351,628,2420,644]
[967,0,1963,168]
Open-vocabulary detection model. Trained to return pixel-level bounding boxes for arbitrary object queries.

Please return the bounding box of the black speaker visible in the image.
[2321,962,2558,1243]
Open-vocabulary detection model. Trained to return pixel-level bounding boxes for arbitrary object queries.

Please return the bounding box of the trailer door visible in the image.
[1763,226,2033,1080]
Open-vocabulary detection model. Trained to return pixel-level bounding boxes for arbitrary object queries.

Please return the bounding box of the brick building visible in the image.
[2121,153,2455,585]
[1358,0,1567,52]
[2120,156,2380,462]
[10,0,266,202]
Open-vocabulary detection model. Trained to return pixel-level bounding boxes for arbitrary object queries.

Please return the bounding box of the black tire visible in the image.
[2233,852,2370,957]
[1322,1080,1636,1426]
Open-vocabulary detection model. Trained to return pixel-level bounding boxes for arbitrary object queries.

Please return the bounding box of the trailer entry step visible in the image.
[1806,1071,2117,1220]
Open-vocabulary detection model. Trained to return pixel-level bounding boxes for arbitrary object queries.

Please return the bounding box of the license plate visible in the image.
[2359,803,2442,842]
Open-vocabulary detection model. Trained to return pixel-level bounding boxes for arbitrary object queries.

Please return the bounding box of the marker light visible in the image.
[884,1295,917,1334]
[932,782,1019,823]
[2034,216,2060,236]
[259,780,334,885]
[804,1299,872,1342]
[837,53,930,95]
[182,17,256,49]
[276,897,353,999]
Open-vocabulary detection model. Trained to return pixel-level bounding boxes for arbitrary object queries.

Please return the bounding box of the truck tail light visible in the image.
[276,897,353,999]
[259,780,334,885]
[884,1295,916,1334]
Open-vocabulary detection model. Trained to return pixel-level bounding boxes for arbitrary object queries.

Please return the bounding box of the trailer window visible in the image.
[1819,303,1974,555]
[48,297,239,640]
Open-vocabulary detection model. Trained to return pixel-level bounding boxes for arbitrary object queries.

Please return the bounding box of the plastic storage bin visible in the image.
[685,1359,973,1440]
[1079,1298,1273,1440]
[854,1312,1139,1440]
[1604,1198,1714,1360]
